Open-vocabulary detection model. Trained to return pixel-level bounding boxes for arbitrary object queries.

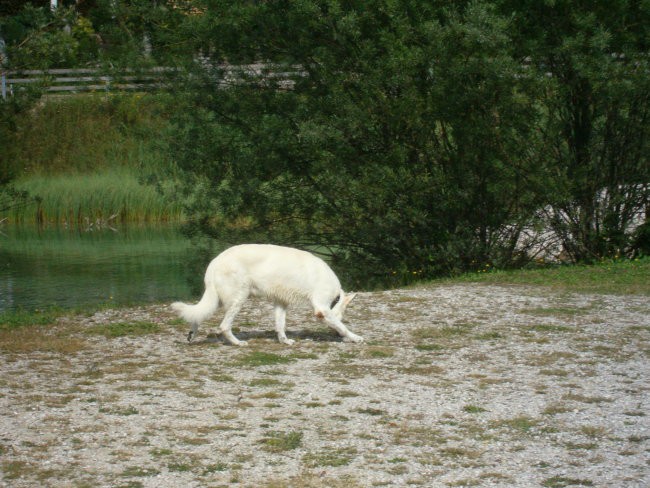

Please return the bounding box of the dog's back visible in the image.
[209,244,340,305]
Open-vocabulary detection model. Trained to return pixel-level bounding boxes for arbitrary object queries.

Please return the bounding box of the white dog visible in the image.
[171,244,363,345]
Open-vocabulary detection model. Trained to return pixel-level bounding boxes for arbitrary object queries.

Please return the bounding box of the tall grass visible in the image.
[7,93,174,174]
[3,92,182,224]
[11,169,182,224]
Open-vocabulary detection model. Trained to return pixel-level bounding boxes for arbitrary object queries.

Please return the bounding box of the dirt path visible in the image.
[1,283,649,487]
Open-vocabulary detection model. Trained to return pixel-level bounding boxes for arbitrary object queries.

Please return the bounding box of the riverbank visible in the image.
[1,282,648,487]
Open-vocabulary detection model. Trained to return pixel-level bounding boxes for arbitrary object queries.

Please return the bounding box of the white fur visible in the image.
[171,244,362,346]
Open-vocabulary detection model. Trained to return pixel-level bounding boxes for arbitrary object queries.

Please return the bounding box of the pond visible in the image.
[0,224,205,313]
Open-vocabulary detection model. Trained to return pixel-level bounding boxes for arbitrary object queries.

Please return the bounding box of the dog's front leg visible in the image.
[274,305,294,345]
[318,310,363,343]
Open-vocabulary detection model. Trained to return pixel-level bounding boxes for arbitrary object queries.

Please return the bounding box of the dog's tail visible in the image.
[171,283,219,326]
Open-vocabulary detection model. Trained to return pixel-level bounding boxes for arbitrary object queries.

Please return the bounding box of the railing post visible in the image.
[1,71,6,100]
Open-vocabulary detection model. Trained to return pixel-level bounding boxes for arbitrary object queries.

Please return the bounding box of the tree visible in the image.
[170,0,548,286]
[501,0,650,261]
[0,3,99,69]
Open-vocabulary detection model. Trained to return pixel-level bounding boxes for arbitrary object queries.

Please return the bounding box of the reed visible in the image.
[11,169,183,224]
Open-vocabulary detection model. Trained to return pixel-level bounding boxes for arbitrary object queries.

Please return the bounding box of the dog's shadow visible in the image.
[182,327,342,346]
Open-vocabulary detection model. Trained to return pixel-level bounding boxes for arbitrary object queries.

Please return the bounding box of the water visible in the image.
[0,224,202,313]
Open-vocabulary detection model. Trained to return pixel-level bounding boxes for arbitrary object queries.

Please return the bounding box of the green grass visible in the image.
[259,430,303,453]
[463,405,487,414]
[0,308,62,330]
[543,476,594,487]
[6,93,174,175]
[12,169,182,224]
[86,321,161,338]
[236,351,296,367]
[303,447,357,467]
[438,257,650,295]
[3,93,182,225]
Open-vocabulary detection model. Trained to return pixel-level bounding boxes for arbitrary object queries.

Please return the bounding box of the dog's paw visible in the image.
[344,334,364,343]
[280,338,295,346]
[235,340,248,347]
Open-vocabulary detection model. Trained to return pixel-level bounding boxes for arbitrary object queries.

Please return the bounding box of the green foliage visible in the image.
[0,90,43,185]
[1,5,98,69]
[2,93,182,224]
[500,0,650,261]
[172,1,548,287]
[0,1,188,69]
[2,1,647,285]
[7,93,175,175]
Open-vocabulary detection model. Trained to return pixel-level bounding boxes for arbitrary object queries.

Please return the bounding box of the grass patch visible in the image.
[304,446,357,467]
[491,416,540,435]
[236,351,293,367]
[524,306,591,317]
[366,346,395,358]
[0,326,87,354]
[248,378,283,387]
[355,407,385,416]
[1,460,30,480]
[526,324,573,333]
[415,343,443,351]
[439,446,482,460]
[441,257,650,295]
[336,389,360,398]
[259,430,303,453]
[0,309,61,330]
[120,466,160,477]
[543,476,594,487]
[150,448,173,458]
[540,368,570,377]
[463,405,487,414]
[563,393,613,404]
[412,323,476,341]
[475,331,503,341]
[86,321,161,338]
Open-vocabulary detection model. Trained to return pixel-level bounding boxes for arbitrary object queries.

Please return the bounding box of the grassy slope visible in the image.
[4,93,180,223]
[435,257,650,296]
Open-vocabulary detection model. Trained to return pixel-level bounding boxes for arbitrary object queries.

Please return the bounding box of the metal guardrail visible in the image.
[1,67,179,98]
[1,64,305,99]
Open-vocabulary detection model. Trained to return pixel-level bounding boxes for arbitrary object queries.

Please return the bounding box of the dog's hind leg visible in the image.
[187,322,200,342]
[274,305,294,345]
[218,299,247,346]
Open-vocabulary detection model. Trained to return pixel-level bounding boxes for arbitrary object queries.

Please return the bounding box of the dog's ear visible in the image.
[343,292,357,306]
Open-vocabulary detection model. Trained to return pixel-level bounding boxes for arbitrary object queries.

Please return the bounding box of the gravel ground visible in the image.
[1,283,649,487]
